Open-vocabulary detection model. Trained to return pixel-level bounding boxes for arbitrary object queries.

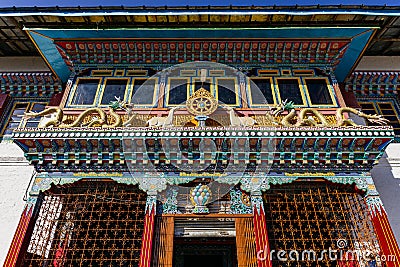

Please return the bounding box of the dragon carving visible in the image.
[267,99,390,127]
[24,97,128,128]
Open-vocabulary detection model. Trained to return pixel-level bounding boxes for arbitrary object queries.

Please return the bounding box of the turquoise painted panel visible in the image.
[29,31,71,82]
[334,29,374,82]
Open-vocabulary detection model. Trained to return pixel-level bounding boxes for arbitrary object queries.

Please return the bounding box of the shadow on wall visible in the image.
[371,151,400,245]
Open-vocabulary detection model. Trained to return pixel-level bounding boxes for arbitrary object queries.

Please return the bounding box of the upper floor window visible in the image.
[277,78,304,105]
[1,102,47,136]
[167,78,189,105]
[305,78,333,105]
[194,79,211,92]
[216,78,238,105]
[70,78,100,106]
[249,78,274,105]
[100,79,128,105]
[63,68,339,109]
[131,78,157,106]
[66,73,158,108]
[359,100,400,135]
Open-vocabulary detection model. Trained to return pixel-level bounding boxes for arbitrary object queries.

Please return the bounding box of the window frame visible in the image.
[165,77,190,107]
[67,77,102,107]
[192,78,213,95]
[358,99,400,136]
[129,77,159,107]
[376,101,400,134]
[275,77,307,107]
[247,77,277,107]
[1,101,48,136]
[358,102,379,115]
[215,77,240,107]
[303,77,337,107]
[98,77,130,107]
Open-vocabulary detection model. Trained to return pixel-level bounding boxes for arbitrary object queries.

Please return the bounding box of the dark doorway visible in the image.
[184,255,224,267]
[174,238,237,267]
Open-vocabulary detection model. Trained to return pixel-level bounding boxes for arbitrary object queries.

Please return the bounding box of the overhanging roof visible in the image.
[27,27,375,82]
[0,5,400,80]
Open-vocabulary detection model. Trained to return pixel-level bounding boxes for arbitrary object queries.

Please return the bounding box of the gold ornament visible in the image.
[186,88,218,116]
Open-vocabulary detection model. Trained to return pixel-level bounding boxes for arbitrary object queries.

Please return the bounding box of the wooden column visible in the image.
[366,196,400,267]
[236,217,257,267]
[152,216,174,267]
[252,194,272,267]
[139,196,157,267]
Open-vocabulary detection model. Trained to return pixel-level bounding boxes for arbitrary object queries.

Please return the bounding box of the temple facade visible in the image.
[0,5,399,267]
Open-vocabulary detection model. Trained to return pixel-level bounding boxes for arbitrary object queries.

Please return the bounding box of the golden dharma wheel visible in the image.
[186,87,218,116]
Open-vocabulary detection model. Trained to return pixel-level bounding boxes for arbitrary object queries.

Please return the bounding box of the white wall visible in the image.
[371,143,400,244]
[355,56,400,243]
[0,141,35,266]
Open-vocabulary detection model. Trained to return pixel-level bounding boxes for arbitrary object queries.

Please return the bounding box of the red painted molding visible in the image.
[253,206,272,267]
[3,206,33,267]
[139,207,155,267]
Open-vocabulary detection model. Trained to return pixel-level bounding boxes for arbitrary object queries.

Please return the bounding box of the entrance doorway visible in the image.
[174,238,237,267]
[184,255,223,267]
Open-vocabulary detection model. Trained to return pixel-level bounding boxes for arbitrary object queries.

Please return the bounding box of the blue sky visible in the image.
[0,0,399,7]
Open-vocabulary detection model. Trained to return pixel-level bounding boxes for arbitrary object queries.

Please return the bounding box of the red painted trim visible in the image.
[253,205,272,267]
[3,206,33,267]
[139,206,155,267]
[370,206,400,267]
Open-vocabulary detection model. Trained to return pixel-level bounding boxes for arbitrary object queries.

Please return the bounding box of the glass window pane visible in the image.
[3,103,29,135]
[12,108,27,116]
[391,123,400,128]
[362,109,377,115]
[25,122,40,128]
[250,78,273,105]
[10,115,22,122]
[377,103,393,109]
[26,103,47,128]
[31,103,46,111]
[217,79,237,105]
[360,103,374,109]
[383,115,398,122]
[277,79,303,105]
[131,79,156,105]
[380,109,396,115]
[168,79,188,105]
[101,79,127,105]
[194,81,211,92]
[360,103,376,115]
[8,122,21,129]
[305,79,333,105]
[71,79,100,105]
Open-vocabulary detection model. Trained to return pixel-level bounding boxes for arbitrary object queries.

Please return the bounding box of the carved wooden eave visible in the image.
[12,126,394,173]
[0,72,62,97]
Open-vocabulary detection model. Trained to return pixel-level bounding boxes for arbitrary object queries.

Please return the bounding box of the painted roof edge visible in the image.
[1,5,400,17]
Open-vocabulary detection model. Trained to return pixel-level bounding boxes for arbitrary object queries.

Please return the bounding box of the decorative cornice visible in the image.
[13,126,394,173]
[0,72,62,97]
[345,71,400,96]
[55,40,350,69]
